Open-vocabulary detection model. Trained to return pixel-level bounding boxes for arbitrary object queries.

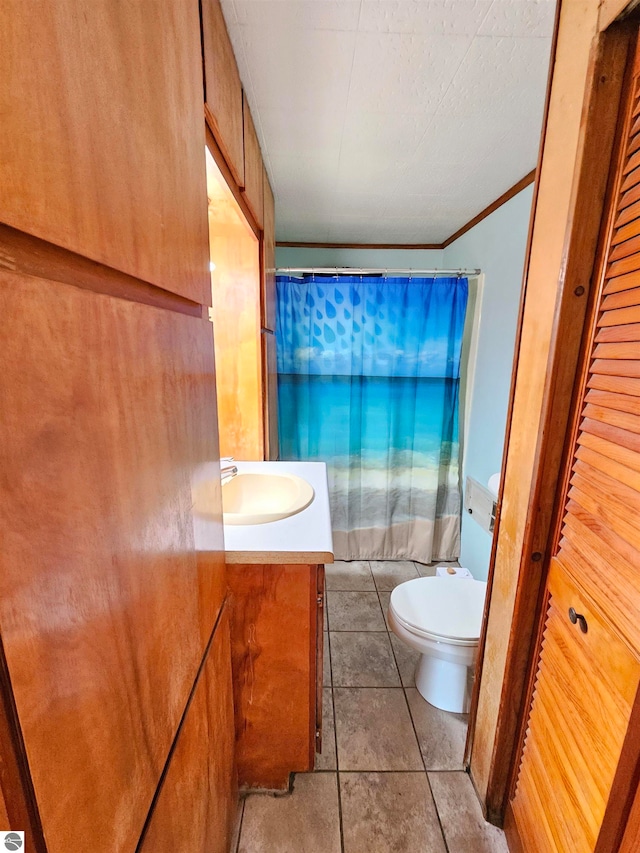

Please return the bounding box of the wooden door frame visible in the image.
[464,2,640,827]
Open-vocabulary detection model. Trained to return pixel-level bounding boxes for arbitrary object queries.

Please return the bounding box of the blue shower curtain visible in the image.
[276,274,468,562]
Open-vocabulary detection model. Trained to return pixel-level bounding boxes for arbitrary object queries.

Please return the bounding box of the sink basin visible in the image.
[222,472,315,525]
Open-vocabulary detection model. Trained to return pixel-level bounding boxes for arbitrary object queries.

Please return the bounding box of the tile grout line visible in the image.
[325,595,346,853]
[376,575,452,853]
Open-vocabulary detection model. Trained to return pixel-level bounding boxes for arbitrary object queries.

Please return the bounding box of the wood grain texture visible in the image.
[0,0,210,304]
[0,640,45,849]
[227,563,319,790]
[241,97,265,230]
[616,197,640,225]
[262,331,280,461]
[469,8,632,821]
[603,269,640,293]
[511,29,640,851]
[620,782,640,852]
[206,148,264,461]
[0,788,7,832]
[139,608,237,853]
[262,169,276,332]
[0,225,203,319]
[585,387,640,414]
[600,0,639,32]
[0,272,223,853]
[202,0,245,188]
[512,561,640,853]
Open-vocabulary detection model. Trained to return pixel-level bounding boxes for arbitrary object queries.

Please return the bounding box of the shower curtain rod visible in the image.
[275,267,481,276]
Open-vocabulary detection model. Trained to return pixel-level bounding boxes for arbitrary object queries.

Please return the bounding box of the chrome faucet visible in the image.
[220,456,238,482]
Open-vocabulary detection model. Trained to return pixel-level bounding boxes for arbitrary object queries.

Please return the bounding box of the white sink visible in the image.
[222,472,315,525]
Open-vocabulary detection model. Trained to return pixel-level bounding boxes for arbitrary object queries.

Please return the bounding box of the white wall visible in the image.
[275,245,444,270]
[444,186,533,579]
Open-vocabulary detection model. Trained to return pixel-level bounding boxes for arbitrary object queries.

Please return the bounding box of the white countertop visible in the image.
[196,460,334,565]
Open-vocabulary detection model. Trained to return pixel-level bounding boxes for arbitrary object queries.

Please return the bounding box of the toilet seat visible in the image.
[389,577,486,645]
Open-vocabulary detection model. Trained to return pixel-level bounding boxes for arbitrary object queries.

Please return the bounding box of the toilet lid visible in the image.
[390,577,487,642]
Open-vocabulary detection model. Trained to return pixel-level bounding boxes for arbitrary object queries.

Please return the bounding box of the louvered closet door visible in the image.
[511,39,640,853]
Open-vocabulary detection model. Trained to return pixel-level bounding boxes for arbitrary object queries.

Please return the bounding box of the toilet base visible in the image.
[415,654,471,714]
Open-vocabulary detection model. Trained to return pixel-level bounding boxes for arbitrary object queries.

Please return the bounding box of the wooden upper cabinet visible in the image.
[202,0,245,188]
[0,1,210,305]
[0,271,223,853]
[139,607,237,853]
[241,97,265,230]
[263,169,277,332]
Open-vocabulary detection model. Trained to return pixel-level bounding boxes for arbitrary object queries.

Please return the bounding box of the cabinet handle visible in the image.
[568,607,588,634]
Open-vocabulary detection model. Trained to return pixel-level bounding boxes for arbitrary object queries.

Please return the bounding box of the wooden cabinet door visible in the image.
[0,272,224,853]
[262,170,277,332]
[227,563,318,790]
[0,1,210,304]
[511,561,640,853]
[262,330,279,461]
[202,0,245,188]
[139,607,237,853]
[241,98,265,230]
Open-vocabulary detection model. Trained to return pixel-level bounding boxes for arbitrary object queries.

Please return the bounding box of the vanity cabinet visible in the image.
[0,0,210,305]
[227,563,325,790]
[139,607,237,853]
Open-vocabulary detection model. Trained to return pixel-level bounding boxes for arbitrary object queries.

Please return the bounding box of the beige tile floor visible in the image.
[235,560,509,853]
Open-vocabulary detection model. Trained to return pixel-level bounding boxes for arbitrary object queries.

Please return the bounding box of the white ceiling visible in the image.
[221,0,555,244]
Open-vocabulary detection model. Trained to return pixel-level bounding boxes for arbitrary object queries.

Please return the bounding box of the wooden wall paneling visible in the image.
[139,607,237,853]
[469,7,635,820]
[202,0,245,188]
[0,272,223,853]
[227,564,318,790]
[262,169,276,332]
[241,97,265,231]
[262,331,279,461]
[207,167,264,460]
[0,1,210,305]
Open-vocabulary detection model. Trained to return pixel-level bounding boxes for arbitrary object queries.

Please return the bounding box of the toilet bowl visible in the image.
[388,577,487,714]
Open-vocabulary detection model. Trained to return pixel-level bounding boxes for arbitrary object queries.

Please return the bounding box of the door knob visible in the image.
[568,607,588,633]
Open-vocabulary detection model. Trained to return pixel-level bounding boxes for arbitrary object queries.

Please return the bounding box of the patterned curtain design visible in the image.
[276,274,468,562]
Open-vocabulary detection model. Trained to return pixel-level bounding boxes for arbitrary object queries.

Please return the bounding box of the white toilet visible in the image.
[388,577,487,714]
